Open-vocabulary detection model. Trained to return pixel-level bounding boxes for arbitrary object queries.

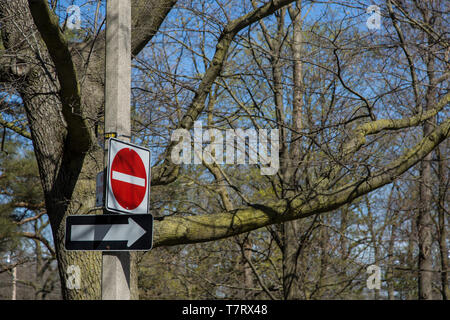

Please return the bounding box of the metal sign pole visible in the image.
[102,0,133,300]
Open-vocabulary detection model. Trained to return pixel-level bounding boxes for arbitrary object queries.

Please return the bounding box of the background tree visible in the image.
[0,0,448,300]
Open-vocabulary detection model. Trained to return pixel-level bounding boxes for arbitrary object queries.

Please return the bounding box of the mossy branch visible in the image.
[153,116,450,248]
[27,0,90,154]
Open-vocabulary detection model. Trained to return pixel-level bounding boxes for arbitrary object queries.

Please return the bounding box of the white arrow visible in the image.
[70,218,146,247]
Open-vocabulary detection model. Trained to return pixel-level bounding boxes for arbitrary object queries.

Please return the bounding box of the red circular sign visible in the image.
[110,148,147,210]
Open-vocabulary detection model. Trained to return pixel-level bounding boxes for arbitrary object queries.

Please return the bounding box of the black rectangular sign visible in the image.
[65,214,153,251]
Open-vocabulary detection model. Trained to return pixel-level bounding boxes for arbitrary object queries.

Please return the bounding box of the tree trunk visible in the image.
[282,221,302,299]
[38,139,104,300]
[263,7,303,299]
[366,197,380,300]
[18,50,105,300]
[437,144,449,300]
[243,238,254,298]
[387,219,397,300]
[315,217,329,299]
[417,31,437,299]
[417,122,433,300]
[281,1,305,300]
[406,210,416,300]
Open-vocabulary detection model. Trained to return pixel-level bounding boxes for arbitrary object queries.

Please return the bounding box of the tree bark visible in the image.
[437,144,449,300]
[387,214,397,300]
[417,122,433,300]
[282,221,302,299]
[417,26,438,299]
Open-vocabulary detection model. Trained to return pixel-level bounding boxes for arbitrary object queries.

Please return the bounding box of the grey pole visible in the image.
[102,0,133,300]
[12,266,16,300]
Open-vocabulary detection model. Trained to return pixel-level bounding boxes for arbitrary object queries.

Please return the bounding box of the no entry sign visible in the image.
[106,138,150,214]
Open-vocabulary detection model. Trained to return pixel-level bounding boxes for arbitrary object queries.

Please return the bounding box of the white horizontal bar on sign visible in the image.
[112,171,146,187]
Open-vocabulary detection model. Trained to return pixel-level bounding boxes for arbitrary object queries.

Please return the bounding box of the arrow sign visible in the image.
[71,218,146,247]
[65,214,153,251]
